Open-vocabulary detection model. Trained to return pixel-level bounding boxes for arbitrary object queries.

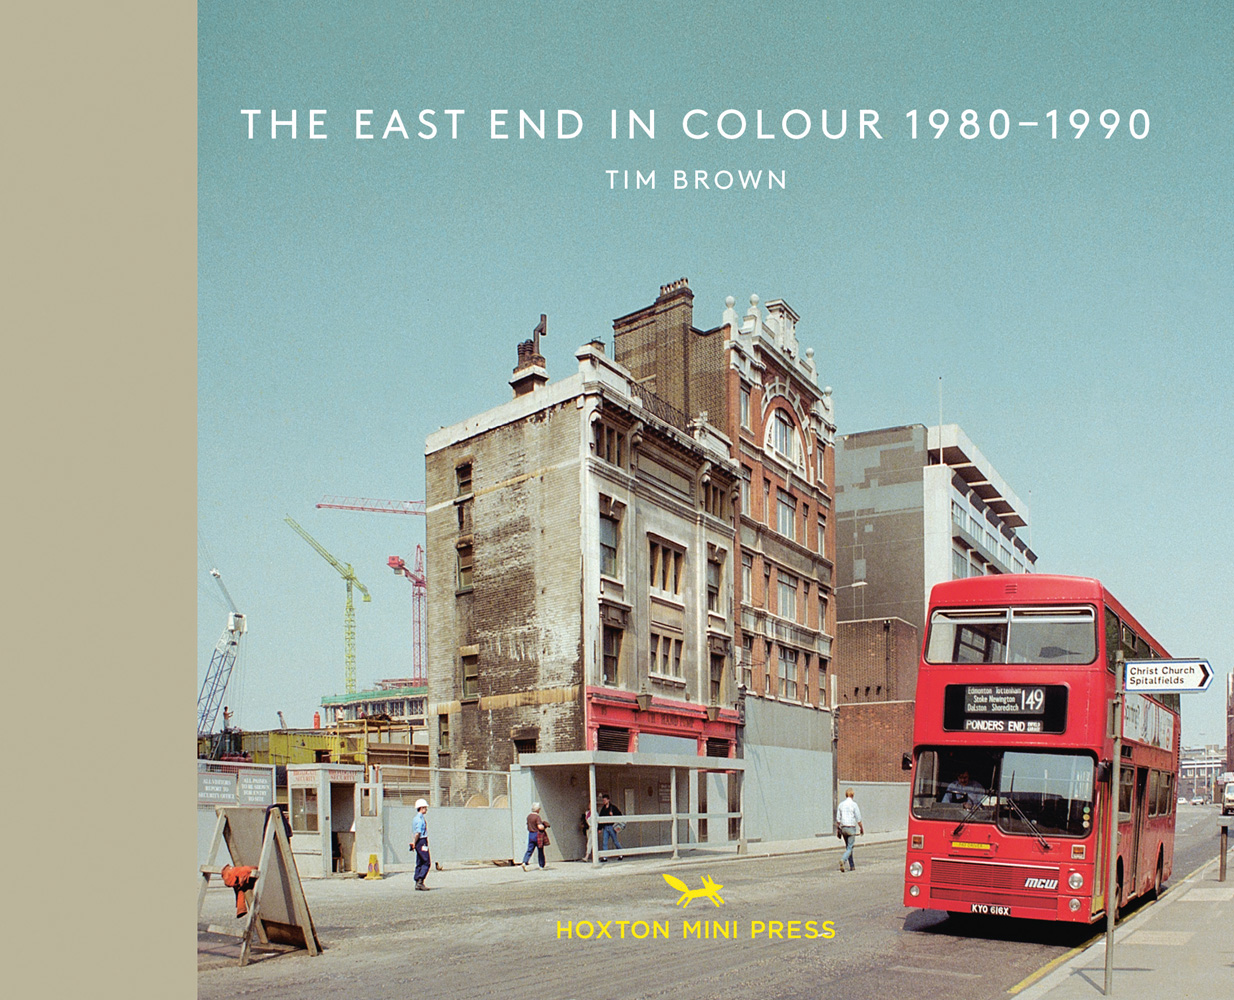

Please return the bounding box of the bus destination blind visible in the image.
[943,684,1068,734]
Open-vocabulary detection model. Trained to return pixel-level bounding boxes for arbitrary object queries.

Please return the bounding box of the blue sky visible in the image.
[199,1,1232,746]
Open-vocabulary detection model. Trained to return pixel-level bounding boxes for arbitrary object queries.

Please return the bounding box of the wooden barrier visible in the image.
[198,805,321,966]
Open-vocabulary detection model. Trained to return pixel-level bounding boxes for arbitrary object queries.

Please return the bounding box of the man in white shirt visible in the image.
[836,788,864,872]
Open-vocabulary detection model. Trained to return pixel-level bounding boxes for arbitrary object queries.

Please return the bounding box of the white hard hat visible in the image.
[415,798,428,810]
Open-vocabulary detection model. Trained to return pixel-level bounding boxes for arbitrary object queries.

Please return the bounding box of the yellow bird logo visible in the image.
[662,873,725,907]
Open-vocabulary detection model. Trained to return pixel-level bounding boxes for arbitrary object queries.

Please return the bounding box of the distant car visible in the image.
[1223,783,1234,816]
[1190,796,1206,806]
[1178,796,1189,806]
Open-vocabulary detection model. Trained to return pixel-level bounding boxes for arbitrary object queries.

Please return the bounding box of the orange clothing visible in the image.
[221,864,258,917]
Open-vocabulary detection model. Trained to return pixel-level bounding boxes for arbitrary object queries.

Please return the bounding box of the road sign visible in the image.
[1124,658,1213,693]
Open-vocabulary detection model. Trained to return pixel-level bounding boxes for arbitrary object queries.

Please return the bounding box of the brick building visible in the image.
[613,281,838,712]
[612,280,840,843]
[425,334,742,857]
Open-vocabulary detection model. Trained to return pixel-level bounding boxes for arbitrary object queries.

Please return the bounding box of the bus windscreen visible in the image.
[912,748,1096,837]
[926,606,1097,665]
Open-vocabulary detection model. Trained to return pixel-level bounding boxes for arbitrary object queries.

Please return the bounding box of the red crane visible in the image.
[317,495,427,686]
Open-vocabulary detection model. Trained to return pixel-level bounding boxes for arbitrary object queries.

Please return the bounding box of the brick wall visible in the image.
[834,617,919,703]
[426,394,586,776]
[836,700,915,783]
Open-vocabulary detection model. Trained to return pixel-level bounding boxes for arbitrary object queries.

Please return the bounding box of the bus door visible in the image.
[1131,767,1148,889]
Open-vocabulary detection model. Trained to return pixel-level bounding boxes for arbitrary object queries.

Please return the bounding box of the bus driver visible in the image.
[944,771,986,805]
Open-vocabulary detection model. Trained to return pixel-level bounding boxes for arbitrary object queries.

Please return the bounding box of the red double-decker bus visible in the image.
[902,575,1180,923]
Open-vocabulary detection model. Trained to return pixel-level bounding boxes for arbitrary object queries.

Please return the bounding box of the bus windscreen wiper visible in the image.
[1003,772,1052,852]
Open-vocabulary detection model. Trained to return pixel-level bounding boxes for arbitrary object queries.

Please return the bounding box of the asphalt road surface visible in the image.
[198,805,1223,1000]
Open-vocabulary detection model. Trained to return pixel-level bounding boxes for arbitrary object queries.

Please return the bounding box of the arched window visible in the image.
[765,407,805,473]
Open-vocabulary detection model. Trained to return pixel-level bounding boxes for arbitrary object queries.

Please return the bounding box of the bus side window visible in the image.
[1104,608,1121,672]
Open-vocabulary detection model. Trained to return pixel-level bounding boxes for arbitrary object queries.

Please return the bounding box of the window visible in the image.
[649,540,684,597]
[456,462,472,495]
[776,490,796,537]
[911,748,1096,838]
[817,515,826,554]
[741,553,752,604]
[740,467,752,515]
[818,594,828,632]
[763,641,773,695]
[763,479,771,523]
[702,481,726,519]
[952,500,965,529]
[762,564,771,609]
[740,386,751,429]
[777,573,798,621]
[952,547,967,580]
[707,557,722,613]
[816,440,826,485]
[438,712,450,748]
[710,653,725,703]
[926,606,1097,665]
[602,626,622,686]
[594,422,626,467]
[779,647,798,700]
[290,787,319,833]
[461,654,479,698]
[741,634,754,690]
[457,542,474,591]
[600,513,619,577]
[650,631,684,678]
[769,409,801,466]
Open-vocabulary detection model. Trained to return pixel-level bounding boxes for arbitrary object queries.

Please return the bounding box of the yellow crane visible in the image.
[285,515,371,694]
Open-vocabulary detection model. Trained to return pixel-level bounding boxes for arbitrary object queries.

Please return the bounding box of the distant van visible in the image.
[1223,782,1234,816]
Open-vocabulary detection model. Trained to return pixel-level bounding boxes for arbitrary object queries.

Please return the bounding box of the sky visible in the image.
[199,1,1232,747]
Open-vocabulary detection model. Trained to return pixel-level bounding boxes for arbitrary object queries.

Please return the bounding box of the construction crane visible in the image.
[317,495,428,686]
[285,514,371,694]
[197,568,247,738]
[387,546,427,686]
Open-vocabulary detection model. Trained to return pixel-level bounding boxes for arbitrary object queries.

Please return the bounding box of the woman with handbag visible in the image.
[521,802,551,871]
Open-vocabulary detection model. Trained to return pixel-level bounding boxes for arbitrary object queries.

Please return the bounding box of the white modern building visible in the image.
[834,423,1037,630]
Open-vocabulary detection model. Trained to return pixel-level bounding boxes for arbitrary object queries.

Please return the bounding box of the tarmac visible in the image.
[207,823,1232,998]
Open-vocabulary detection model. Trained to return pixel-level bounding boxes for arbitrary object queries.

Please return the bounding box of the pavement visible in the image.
[1015,851,1233,1000]
[371,826,911,884]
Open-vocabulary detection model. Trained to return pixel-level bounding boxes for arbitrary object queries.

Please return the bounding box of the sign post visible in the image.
[1103,656,1213,994]
[1104,652,1123,996]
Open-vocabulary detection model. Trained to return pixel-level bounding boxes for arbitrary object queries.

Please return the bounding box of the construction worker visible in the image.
[411,798,431,890]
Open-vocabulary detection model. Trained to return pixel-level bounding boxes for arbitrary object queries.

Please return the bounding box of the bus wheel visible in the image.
[1152,856,1164,900]
[1115,861,1125,920]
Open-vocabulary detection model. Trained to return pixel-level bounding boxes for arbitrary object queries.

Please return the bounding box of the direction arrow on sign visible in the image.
[1124,659,1213,693]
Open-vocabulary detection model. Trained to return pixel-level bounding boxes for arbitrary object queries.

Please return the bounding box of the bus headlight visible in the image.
[1068,898,1081,912]
[909,884,921,897]
[1068,872,1084,890]
[909,862,924,878]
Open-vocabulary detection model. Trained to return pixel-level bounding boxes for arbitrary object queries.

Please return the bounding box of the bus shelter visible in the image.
[511,750,744,864]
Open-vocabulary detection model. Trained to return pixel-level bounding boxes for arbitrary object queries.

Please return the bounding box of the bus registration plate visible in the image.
[970,904,1011,916]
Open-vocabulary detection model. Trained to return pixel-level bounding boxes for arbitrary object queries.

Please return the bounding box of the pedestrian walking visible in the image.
[835,788,864,872]
[522,802,551,871]
[411,798,431,890]
[597,792,624,860]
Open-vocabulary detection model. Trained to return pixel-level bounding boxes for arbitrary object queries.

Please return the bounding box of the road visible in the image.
[198,805,1223,1000]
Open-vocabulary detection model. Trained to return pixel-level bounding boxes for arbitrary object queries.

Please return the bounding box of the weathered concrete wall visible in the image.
[742,697,834,842]
[835,425,927,629]
[836,781,910,836]
[385,803,515,865]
